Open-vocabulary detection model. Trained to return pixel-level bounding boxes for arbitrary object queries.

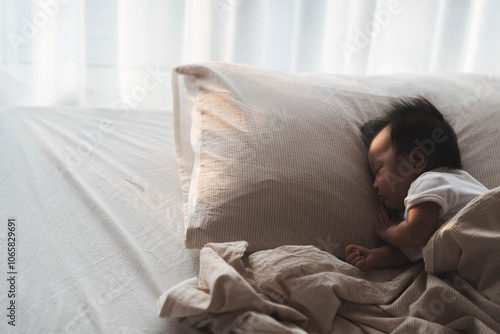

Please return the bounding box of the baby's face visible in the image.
[367,127,417,211]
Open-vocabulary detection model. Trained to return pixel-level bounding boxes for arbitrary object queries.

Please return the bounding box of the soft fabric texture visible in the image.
[0,107,201,334]
[158,187,500,333]
[401,167,488,261]
[173,62,500,254]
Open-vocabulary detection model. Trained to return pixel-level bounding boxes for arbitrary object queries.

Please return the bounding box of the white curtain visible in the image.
[1,0,499,110]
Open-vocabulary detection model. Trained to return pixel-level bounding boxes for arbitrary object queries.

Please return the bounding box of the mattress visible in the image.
[0,106,203,334]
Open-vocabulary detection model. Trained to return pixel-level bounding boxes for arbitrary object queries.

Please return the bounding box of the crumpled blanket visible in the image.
[158,187,500,333]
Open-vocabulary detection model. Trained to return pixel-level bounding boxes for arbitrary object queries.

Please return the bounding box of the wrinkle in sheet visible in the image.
[1,107,201,333]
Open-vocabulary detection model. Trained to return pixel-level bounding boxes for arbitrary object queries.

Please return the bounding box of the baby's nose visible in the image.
[372,180,378,192]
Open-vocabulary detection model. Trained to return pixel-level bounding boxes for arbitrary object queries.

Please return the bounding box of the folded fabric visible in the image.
[159,187,500,333]
[423,186,500,304]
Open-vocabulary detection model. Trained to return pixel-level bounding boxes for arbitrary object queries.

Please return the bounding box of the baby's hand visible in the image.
[373,206,401,240]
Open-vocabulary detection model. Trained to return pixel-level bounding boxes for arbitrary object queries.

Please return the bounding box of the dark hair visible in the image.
[361,97,462,169]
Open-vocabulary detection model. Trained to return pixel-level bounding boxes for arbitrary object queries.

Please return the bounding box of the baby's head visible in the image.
[361,97,461,210]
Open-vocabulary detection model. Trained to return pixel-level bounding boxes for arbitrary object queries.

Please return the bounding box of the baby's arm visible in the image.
[374,202,440,248]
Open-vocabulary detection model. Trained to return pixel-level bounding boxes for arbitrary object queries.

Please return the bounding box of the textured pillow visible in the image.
[172,63,500,255]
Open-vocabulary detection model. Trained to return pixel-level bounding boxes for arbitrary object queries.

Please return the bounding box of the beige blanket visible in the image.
[158,188,500,333]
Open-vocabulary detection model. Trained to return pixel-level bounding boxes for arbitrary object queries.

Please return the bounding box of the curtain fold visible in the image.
[1,0,499,110]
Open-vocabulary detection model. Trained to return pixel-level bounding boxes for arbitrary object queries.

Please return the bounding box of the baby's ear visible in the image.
[409,147,428,173]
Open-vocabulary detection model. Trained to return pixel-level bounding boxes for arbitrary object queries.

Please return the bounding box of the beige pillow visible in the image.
[173,63,500,255]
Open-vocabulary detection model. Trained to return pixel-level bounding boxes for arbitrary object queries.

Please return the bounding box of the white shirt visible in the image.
[400,167,488,261]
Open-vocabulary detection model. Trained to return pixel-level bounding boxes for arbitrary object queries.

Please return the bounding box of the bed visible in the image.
[2,63,500,333]
[160,63,500,333]
[0,106,203,333]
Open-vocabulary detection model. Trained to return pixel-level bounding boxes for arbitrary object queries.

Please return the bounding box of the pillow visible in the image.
[172,62,500,255]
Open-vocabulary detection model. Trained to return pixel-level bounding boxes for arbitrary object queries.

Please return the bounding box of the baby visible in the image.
[346,97,488,272]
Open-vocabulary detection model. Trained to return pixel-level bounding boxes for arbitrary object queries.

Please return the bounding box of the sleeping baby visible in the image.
[345,97,488,272]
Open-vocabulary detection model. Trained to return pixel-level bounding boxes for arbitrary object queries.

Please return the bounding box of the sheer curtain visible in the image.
[1,0,499,110]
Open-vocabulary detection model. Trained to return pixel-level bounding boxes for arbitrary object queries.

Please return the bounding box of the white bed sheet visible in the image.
[0,106,202,334]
